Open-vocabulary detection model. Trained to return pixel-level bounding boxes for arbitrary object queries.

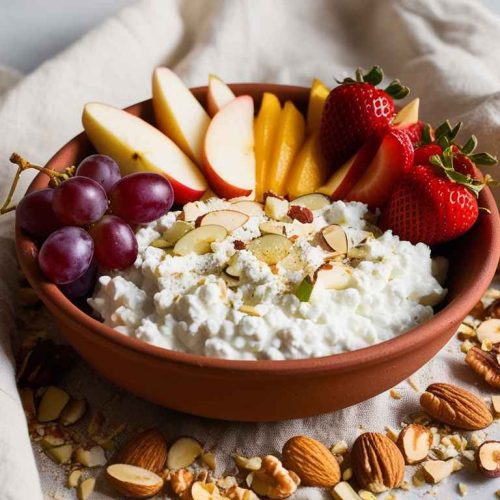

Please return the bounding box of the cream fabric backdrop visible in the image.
[0,1,498,498]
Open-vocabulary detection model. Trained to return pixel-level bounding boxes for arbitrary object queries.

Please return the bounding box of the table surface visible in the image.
[0,0,499,74]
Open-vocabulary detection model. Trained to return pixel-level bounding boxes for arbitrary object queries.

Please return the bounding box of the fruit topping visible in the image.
[287,205,314,224]
[207,74,236,116]
[75,154,121,193]
[319,65,409,171]
[173,225,228,256]
[247,234,292,265]
[108,172,174,224]
[198,209,249,232]
[289,193,330,211]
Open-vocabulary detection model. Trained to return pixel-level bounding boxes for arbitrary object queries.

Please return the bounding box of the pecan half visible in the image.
[287,205,313,224]
[465,343,500,389]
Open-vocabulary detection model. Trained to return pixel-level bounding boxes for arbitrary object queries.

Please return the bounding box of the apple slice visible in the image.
[152,68,210,165]
[247,234,292,265]
[393,98,419,126]
[207,74,235,116]
[345,128,413,209]
[82,103,207,205]
[315,263,352,290]
[202,96,256,199]
[230,200,265,217]
[173,225,227,256]
[317,139,379,200]
[321,225,348,256]
[290,193,330,211]
[199,209,249,232]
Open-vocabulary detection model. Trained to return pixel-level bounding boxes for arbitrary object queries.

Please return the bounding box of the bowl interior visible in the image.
[15,84,500,374]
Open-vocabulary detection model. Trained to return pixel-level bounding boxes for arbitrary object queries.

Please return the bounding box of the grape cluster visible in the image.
[17,154,174,298]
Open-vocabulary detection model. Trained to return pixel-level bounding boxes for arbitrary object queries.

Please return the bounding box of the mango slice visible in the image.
[306,79,329,135]
[267,101,306,197]
[254,93,281,201]
[287,134,330,199]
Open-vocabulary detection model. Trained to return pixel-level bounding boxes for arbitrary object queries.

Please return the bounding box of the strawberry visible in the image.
[345,127,414,209]
[320,66,410,171]
[380,147,487,245]
[413,144,442,166]
[399,120,424,145]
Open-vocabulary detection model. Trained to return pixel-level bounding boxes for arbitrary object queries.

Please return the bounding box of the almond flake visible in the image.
[390,388,402,400]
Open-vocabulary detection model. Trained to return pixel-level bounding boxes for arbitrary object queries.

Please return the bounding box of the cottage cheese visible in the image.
[89,198,448,360]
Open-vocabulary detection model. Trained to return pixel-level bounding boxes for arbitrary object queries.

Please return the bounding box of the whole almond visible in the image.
[115,428,167,473]
[396,424,432,464]
[420,383,493,430]
[351,432,404,493]
[282,435,340,487]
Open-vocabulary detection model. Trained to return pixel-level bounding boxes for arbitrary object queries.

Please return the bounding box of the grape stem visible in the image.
[0,153,73,215]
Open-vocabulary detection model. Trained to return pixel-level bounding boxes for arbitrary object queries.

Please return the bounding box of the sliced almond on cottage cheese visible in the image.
[322,225,349,256]
[315,263,352,290]
[182,202,206,222]
[476,319,500,343]
[259,221,286,235]
[231,200,265,216]
[199,210,249,232]
[163,221,194,246]
[173,225,227,256]
[290,193,330,211]
[247,234,292,265]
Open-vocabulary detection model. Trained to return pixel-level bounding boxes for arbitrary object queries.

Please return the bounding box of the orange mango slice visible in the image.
[254,93,281,201]
[306,79,329,136]
[287,134,330,199]
[267,101,306,197]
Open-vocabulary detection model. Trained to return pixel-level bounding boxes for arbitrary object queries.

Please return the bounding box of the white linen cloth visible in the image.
[0,1,498,498]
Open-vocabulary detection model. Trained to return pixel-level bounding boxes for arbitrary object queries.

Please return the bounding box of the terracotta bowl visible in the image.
[16,84,500,422]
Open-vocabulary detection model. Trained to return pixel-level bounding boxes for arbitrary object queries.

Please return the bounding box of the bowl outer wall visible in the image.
[15,84,500,421]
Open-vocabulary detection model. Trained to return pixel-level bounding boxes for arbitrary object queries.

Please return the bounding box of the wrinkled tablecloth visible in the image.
[0,1,499,498]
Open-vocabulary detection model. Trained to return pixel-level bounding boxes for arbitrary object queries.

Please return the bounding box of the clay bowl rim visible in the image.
[15,83,500,377]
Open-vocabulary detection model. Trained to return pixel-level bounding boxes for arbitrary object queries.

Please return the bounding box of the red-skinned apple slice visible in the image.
[202,96,256,199]
[199,210,249,232]
[345,128,413,209]
[207,74,236,116]
[82,103,207,205]
[317,139,379,200]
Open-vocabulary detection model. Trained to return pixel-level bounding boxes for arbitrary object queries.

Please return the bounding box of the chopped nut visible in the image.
[469,431,486,449]
[226,485,260,500]
[399,480,410,491]
[287,205,313,224]
[331,440,349,455]
[342,467,353,481]
[358,490,377,500]
[482,339,494,351]
[422,458,463,483]
[407,377,420,392]
[477,318,500,343]
[74,446,106,467]
[37,386,70,423]
[67,470,82,488]
[191,482,222,500]
[462,450,475,462]
[249,455,300,499]
[385,426,400,442]
[233,455,262,471]
[331,481,362,500]
[233,240,246,250]
[41,434,65,449]
[264,195,289,221]
[457,323,476,340]
[45,444,73,464]
[77,478,95,500]
[238,305,262,317]
[167,437,203,470]
[492,395,500,415]
[457,482,468,497]
[60,399,87,426]
[201,451,216,470]
[461,340,474,353]
[389,388,402,400]
[217,476,238,490]
[170,469,194,497]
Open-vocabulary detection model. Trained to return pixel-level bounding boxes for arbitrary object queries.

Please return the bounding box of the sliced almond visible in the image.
[259,221,286,236]
[74,446,107,467]
[476,319,500,343]
[173,225,228,256]
[321,225,348,256]
[67,469,82,489]
[315,263,352,291]
[199,210,249,232]
[167,437,203,470]
[60,399,87,426]
[422,458,463,483]
[231,200,265,217]
[45,443,73,464]
[331,481,362,500]
[233,455,262,471]
[106,463,163,498]
[247,234,292,265]
[77,477,96,500]
[290,193,330,211]
[163,221,195,246]
[476,440,500,478]
[182,202,206,222]
[397,424,432,464]
[37,386,70,422]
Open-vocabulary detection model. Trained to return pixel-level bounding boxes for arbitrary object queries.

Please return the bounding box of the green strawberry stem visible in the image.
[339,65,410,99]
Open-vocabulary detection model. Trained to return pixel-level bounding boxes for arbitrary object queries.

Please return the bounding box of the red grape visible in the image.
[52,176,108,226]
[109,173,173,224]
[89,215,138,269]
[16,188,62,239]
[39,227,94,284]
[76,154,121,193]
[59,261,97,299]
